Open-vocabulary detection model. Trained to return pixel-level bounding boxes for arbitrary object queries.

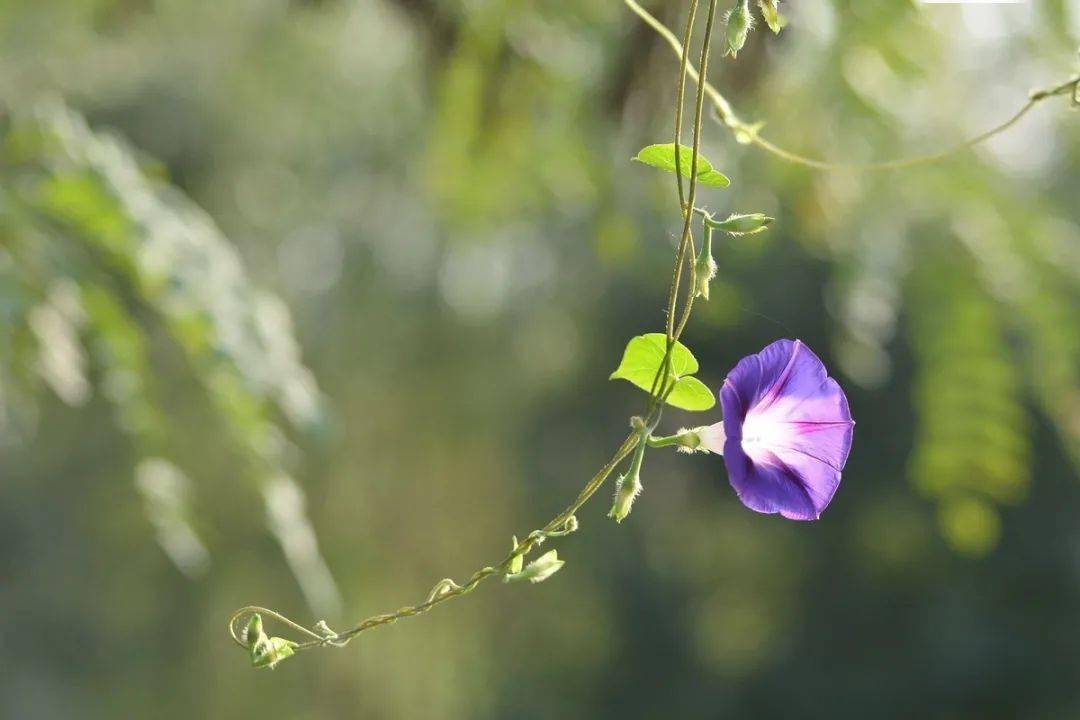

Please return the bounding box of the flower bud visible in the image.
[504,549,565,584]
[725,0,753,58]
[607,471,643,524]
[251,636,298,669]
[244,613,265,648]
[758,0,782,34]
[692,226,718,300]
[708,212,774,236]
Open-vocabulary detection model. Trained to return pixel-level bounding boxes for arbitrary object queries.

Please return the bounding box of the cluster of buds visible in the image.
[724,0,784,58]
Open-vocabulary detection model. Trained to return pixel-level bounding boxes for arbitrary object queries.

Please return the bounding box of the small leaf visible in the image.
[610,334,715,411]
[666,376,716,412]
[633,144,730,188]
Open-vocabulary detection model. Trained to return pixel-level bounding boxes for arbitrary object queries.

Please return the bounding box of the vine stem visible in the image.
[671,0,699,211]
[646,0,718,422]
[623,0,1080,172]
[229,0,725,661]
[229,432,641,653]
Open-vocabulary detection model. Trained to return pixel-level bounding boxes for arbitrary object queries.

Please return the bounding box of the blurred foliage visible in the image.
[908,247,1028,555]
[2,0,1080,718]
[0,102,338,614]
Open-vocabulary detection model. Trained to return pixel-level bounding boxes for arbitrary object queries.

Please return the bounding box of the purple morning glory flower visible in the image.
[698,339,854,520]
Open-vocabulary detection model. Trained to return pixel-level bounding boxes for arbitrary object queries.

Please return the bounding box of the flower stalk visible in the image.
[648,428,705,452]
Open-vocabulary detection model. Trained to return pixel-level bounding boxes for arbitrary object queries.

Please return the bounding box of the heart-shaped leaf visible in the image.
[633,144,730,188]
[610,333,715,411]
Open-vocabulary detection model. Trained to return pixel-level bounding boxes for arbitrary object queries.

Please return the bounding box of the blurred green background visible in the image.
[2,0,1080,717]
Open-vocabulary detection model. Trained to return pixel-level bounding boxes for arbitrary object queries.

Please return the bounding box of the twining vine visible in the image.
[229,0,1078,668]
[623,0,1080,171]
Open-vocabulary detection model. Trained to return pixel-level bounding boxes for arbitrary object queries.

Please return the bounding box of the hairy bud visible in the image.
[758,0,782,34]
[504,549,565,584]
[608,471,643,524]
[725,0,753,58]
[693,226,718,300]
[707,212,774,236]
[244,614,265,648]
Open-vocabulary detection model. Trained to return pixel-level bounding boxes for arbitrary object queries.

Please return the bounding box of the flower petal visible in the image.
[723,443,819,520]
[750,376,854,471]
[754,340,830,415]
[767,446,843,517]
[719,339,854,520]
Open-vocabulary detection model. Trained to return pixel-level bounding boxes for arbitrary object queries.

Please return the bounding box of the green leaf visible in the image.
[666,376,716,411]
[697,168,731,188]
[610,333,715,411]
[632,144,730,188]
[611,333,697,383]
